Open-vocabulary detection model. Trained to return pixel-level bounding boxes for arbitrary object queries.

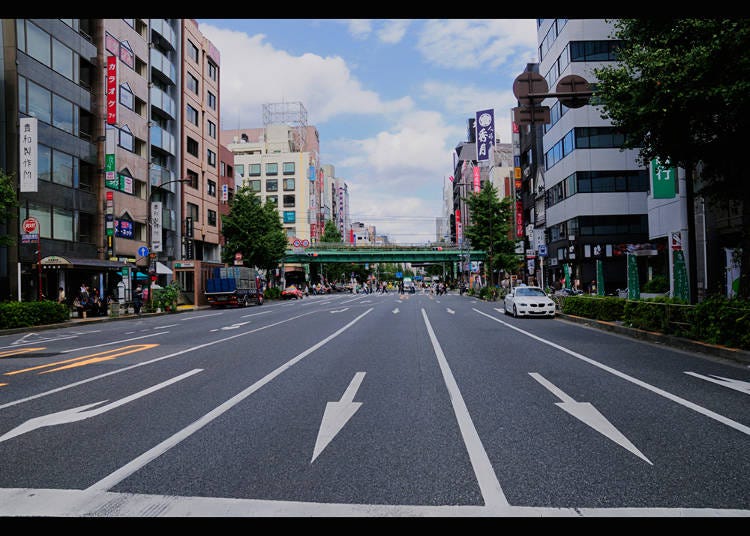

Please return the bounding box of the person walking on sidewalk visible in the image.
[133,284,143,316]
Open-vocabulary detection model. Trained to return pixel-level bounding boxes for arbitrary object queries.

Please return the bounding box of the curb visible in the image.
[558,313,750,366]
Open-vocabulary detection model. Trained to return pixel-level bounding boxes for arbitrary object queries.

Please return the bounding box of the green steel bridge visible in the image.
[283,244,486,264]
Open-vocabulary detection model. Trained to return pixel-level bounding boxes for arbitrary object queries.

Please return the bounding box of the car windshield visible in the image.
[515,287,547,297]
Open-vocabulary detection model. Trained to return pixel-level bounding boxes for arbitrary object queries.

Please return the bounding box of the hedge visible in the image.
[0,300,70,329]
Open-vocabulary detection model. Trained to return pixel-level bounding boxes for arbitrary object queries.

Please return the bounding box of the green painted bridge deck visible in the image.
[283,246,486,264]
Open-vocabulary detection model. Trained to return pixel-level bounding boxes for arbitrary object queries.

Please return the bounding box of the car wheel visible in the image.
[513,305,519,318]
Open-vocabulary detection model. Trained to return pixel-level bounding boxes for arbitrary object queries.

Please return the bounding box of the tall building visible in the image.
[333,177,350,242]
[180,19,221,264]
[533,19,650,291]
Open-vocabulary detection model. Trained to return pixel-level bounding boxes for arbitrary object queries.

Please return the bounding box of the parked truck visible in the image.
[205,266,264,308]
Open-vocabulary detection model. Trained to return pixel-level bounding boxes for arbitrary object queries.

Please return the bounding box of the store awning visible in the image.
[155,261,172,274]
[40,255,129,270]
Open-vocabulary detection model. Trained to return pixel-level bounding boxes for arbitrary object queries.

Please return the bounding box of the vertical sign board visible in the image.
[473,165,480,193]
[151,201,163,252]
[651,158,676,199]
[106,55,117,125]
[19,117,38,192]
[455,208,463,246]
[475,109,494,162]
[104,127,117,188]
[106,191,114,258]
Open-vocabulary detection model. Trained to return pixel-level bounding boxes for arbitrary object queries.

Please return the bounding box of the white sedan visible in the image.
[504,286,556,318]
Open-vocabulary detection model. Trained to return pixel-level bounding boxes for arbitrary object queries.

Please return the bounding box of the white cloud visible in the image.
[198,23,411,126]
[416,19,538,70]
[376,20,411,44]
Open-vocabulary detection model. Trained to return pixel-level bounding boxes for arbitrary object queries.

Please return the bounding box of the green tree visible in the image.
[314,219,344,283]
[463,181,517,286]
[320,219,343,243]
[593,18,750,297]
[0,169,18,247]
[221,185,287,276]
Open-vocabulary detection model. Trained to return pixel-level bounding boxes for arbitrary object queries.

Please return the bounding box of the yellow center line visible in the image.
[0,348,47,359]
[4,344,159,376]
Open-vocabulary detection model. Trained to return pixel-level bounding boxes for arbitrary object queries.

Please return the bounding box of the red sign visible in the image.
[234,252,242,260]
[106,55,117,125]
[23,217,38,234]
[473,166,480,193]
[516,201,523,237]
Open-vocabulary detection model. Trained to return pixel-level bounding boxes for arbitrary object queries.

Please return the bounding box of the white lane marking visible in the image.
[482,308,750,437]
[446,308,455,315]
[529,373,652,464]
[60,332,164,354]
[221,322,251,330]
[153,324,178,329]
[85,308,374,493]
[684,372,750,395]
[330,308,349,314]
[240,310,274,318]
[392,308,399,314]
[0,370,202,442]
[421,309,509,508]
[0,308,333,411]
[180,312,224,321]
[5,334,78,348]
[0,487,748,517]
[312,372,365,462]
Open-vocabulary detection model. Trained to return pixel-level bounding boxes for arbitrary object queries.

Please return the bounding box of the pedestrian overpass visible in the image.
[283,244,486,264]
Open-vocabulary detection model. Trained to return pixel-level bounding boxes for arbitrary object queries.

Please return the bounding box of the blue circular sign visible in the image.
[138,246,149,257]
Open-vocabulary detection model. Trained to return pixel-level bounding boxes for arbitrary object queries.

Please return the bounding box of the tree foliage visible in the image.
[320,219,343,244]
[463,181,518,285]
[220,186,287,273]
[0,169,18,247]
[594,18,750,297]
[593,18,750,200]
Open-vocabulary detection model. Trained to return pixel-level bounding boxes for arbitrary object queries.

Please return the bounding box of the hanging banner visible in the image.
[725,248,741,299]
[673,249,689,302]
[475,109,494,162]
[563,264,571,289]
[473,165,480,193]
[596,259,605,296]
[151,201,163,252]
[19,117,38,192]
[627,253,640,300]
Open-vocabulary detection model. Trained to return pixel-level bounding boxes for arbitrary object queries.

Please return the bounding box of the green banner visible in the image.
[596,259,605,296]
[651,158,676,199]
[105,153,118,189]
[627,254,640,300]
[564,264,571,289]
[673,249,689,302]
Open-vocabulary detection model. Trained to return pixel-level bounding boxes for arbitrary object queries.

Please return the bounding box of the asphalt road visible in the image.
[0,290,748,517]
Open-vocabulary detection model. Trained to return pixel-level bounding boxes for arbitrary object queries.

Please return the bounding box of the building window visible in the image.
[186,104,198,125]
[119,40,135,70]
[207,179,216,197]
[569,40,624,62]
[26,79,52,124]
[235,164,244,178]
[187,73,199,94]
[207,91,216,110]
[186,169,199,189]
[120,83,134,110]
[25,21,51,67]
[283,162,295,175]
[283,194,295,208]
[28,203,51,239]
[265,179,278,192]
[207,120,216,139]
[52,94,76,134]
[283,178,295,191]
[220,161,226,176]
[119,125,134,152]
[266,162,278,175]
[208,61,217,81]
[187,39,199,62]
[186,136,199,157]
[207,209,217,226]
[52,149,75,187]
[207,149,216,167]
[283,211,295,223]
[267,195,278,205]
[248,180,261,192]
[248,163,261,176]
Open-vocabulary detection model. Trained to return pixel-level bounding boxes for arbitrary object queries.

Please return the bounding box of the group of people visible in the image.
[71,283,112,317]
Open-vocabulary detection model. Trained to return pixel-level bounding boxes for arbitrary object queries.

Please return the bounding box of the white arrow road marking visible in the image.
[0,369,202,442]
[311,372,365,463]
[684,372,750,395]
[240,310,273,318]
[330,308,349,314]
[446,308,455,315]
[9,333,78,347]
[528,372,652,465]
[221,321,251,330]
[392,308,400,314]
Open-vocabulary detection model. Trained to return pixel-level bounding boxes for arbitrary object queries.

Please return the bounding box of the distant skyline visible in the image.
[199,19,538,243]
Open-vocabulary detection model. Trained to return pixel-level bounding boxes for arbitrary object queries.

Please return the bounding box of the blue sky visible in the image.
[198,19,538,244]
